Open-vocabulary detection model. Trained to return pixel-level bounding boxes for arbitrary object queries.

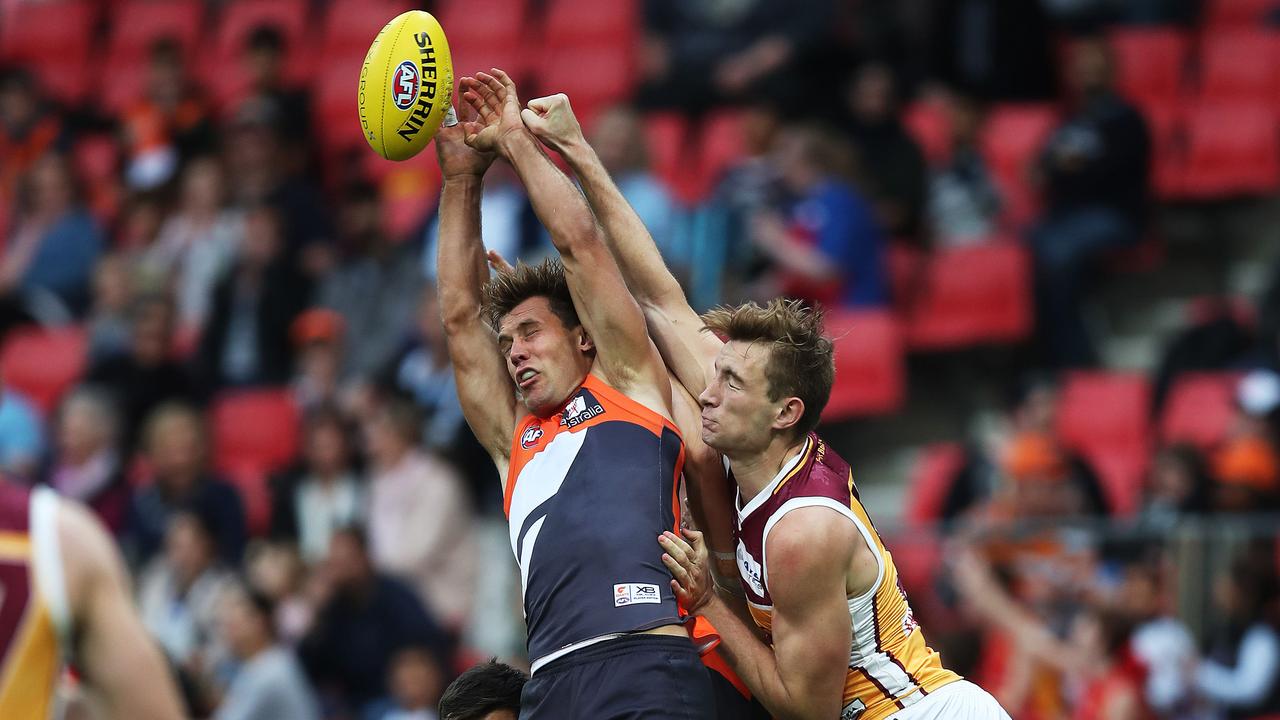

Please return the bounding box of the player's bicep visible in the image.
[445,325,517,462]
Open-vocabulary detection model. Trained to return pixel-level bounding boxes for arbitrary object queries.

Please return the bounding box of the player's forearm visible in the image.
[499,130,599,257]
[701,596,823,719]
[560,138,685,306]
[437,176,488,328]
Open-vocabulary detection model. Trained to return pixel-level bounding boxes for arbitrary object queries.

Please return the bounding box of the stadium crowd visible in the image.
[2,0,1280,718]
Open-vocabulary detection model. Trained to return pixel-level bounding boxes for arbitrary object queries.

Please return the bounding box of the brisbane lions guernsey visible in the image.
[0,483,69,719]
[505,373,685,671]
[732,433,959,720]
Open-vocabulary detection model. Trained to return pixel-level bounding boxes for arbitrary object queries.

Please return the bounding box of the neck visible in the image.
[726,432,809,503]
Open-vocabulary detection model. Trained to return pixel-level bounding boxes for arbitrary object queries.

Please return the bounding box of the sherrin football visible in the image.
[358,10,454,161]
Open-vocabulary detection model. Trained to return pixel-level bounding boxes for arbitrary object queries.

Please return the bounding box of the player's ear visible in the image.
[773,397,805,434]
[577,328,595,353]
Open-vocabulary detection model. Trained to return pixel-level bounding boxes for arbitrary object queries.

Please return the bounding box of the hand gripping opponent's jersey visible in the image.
[732,433,960,720]
[0,483,69,719]
[505,373,685,671]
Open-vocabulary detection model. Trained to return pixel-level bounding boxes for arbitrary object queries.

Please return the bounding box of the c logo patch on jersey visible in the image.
[520,425,544,449]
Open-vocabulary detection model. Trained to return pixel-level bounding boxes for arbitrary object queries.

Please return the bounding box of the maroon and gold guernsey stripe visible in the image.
[0,487,61,720]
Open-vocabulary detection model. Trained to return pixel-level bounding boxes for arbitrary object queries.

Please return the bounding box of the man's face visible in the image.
[699,341,786,455]
[497,297,592,418]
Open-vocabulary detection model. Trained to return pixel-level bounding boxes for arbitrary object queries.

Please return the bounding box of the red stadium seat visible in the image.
[544,0,639,47]
[1197,31,1280,103]
[1144,103,1186,199]
[439,0,528,79]
[902,241,1033,350]
[0,326,88,415]
[203,0,311,110]
[1108,28,1189,109]
[902,98,953,167]
[643,112,690,201]
[106,0,203,63]
[699,110,746,198]
[1056,372,1152,515]
[979,104,1058,225]
[379,163,442,241]
[0,0,96,103]
[224,463,271,536]
[1204,0,1280,28]
[210,390,301,477]
[321,0,414,58]
[316,53,368,152]
[906,443,966,525]
[1159,372,1244,450]
[1182,103,1280,197]
[821,310,905,420]
[535,46,635,128]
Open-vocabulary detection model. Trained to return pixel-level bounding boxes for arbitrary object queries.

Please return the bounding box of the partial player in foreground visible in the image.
[434,68,713,718]
[439,659,527,720]
[518,92,1011,720]
[0,482,185,719]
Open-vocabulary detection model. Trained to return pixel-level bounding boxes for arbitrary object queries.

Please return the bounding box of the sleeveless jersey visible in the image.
[0,483,69,720]
[732,433,960,720]
[505,373,685,669]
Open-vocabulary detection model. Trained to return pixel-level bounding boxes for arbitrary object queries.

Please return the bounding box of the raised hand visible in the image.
[659,528,715,614]
[520,93,585,155]
[435,104,495,180]
[460,68,527,156]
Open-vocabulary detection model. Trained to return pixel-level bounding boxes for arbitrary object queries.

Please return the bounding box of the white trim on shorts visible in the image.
[887,680,1012,719]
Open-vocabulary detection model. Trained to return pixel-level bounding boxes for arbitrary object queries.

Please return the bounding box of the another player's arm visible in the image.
[464,71,670,405]
[59,500,186,719]
[669,376,737,575]
[662,510,856,720]
[522,93,721,396]
[435,115,517,474]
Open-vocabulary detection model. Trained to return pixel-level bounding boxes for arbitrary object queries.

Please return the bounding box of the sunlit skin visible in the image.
[495,296,595,419]
[698,340,804,458]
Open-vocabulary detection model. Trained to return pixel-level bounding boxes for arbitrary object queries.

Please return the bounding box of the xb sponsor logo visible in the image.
[391,60,420,110]
[520,425,543,449]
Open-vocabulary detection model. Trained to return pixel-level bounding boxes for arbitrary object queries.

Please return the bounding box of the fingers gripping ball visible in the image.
[358,10,454,161]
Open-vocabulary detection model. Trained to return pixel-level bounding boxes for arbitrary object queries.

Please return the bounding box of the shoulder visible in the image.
[766,506,857,583]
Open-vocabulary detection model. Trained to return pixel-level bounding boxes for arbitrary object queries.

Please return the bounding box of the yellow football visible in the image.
[358,10,454,161]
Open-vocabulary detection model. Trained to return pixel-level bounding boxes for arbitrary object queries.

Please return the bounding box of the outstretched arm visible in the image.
[462,71,670,408]
[521,93,721,396]
[435,111,517,475]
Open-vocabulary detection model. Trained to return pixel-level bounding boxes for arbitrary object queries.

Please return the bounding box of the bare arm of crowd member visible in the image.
[61,501,186,719]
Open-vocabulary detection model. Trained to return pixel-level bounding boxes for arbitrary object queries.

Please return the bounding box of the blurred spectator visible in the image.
[120,38,215,191]
[750,123,888,308]
[1031,36,1150,368]
[87,294,200,454]
[927,94,1002,246]
[289,308,348,413]
[299,526,451,714]
[1211,435,1279,513]
[840,62,926,240]
[423,163,544,284]
[437,660,527,720]
[379,288,466,453]
[0,375,43,480]
[1066,606,1149,720]
[1120,560,1199,716]
[2,153,104,321]
[0,67,66,200]
[198,204,309,390]
[320,182,423,380]
[1261,263,1280,372]
[238,25,312,155]
[1151,301,1255,419]
[138,511,237,676]
[364,646,445,720]
[713,101,786,302]
[269,404,366,565]
[46,386,130,531]
[1140,445,1211,528]
[144,157,244,334]
[637,0,835,110]
[1195,555,1280,717]
[115,191,167,251]
[364,399,476,629]
[215,584,320,720]
[244,541,312,644]
[928,0,1058,101]
[589,106,676,258]
[86,254,135,363]
[125,402,247,566]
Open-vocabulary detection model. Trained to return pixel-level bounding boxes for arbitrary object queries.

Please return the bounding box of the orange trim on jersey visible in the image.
[0,534,31,562]
[0,598,58,719]
[504,372,682,516]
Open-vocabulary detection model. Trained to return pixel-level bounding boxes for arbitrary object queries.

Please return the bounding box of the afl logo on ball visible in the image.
[520,426,543,449]
[391,60,420,110]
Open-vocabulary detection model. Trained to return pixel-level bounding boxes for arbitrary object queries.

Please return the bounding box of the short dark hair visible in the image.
[702,298,835,438]
[481,258,580,333]
[246,24,285,53]
[241,584,277,638]
[439,660,527,720]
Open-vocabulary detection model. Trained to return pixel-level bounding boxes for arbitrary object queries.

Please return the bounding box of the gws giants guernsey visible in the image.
[732,433,960,720]
[505,373,685,670]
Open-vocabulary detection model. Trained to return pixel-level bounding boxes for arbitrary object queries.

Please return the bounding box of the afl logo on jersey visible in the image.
[391,60,421,110]
[520,425,543,449]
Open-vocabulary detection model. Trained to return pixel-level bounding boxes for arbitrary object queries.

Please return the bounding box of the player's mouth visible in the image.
[517,368,540,389]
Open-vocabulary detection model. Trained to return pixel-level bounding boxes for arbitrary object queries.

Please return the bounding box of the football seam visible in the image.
[381,14,412,159]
